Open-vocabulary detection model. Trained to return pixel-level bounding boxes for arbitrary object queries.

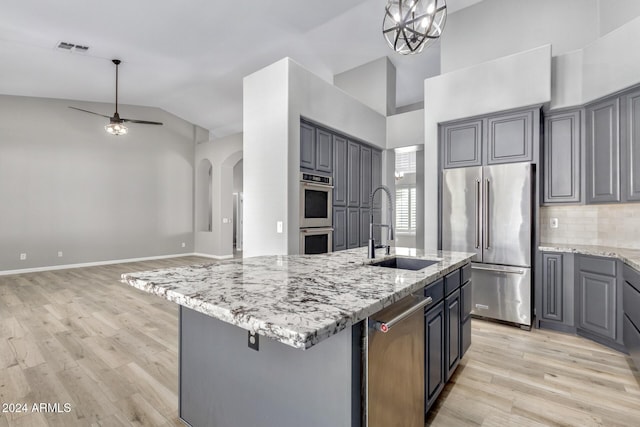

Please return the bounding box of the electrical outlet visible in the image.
[276,221,283,233]
[181,242,186,248]
[550,218,559,229]
[57,251,63,257]
[19,253,27,261]
[248,331,259,351]
[223,218,229,224]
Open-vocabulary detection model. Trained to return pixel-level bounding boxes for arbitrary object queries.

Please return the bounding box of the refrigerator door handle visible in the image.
[475,179,481,249]
[472,264,525,275]
[484,178,490,249]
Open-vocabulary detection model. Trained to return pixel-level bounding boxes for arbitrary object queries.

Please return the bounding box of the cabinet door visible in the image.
[542,253,563,322]
[543,110,581,204]
[347,142,361,207]
[359,208,370,248]
[578,271,617,340]
[372,149,382,209]
[441,119,483,169]
[622,89,640,202]
[461,280,472,322]
[486,109,536,165]
[346,208,360,249]
[333,136,348,206]
[300,122,315,170]
[425,301,445,413]
[360,146,372,209]
[333,207,347,252]
[585,97,620,203]
[315,128,333,174]
[445,289,461,381]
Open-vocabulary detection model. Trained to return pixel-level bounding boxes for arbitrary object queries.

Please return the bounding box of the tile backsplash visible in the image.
[540,204,640,249]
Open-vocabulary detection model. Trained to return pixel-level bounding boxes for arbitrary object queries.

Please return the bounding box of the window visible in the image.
[395,151,417,233]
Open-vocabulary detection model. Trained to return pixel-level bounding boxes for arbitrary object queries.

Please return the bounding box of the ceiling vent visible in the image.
[56,41,90,53]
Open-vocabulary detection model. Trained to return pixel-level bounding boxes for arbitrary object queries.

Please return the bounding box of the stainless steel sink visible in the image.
[369,257,439,271]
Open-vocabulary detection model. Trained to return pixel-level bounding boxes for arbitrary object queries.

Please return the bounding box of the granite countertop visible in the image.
[539,243,640,271]
[121,247,474,350]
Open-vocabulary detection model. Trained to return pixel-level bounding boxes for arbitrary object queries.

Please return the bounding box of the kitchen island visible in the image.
[122,247,474,427]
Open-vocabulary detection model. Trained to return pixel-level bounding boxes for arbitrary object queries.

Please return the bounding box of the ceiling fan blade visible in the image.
[121,118,163,125]
[68,106,111,118]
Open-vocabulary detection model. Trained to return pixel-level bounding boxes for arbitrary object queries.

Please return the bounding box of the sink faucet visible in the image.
[368,185,394,259]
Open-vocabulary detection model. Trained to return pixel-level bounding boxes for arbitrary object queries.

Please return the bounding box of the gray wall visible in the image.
[334,57,396,116]
[0,95,200,271]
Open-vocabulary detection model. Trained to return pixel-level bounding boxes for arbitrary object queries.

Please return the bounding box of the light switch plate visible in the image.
[277,221,283,233]
[550,218,559,229]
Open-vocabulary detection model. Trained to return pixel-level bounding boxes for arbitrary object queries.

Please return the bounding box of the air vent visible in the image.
[55,41,90,53]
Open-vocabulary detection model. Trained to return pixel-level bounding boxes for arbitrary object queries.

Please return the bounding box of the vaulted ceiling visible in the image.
[0,0,483,137]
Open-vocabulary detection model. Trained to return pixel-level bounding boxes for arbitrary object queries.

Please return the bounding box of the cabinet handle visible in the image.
[372,296,433,333]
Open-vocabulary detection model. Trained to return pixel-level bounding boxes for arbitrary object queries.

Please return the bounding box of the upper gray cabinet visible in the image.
[300,122,315,170]
[347,141,361,207]
[300,121,333,174]
[360,146,372,208]
[441,119,483,168]
[543,110,581,204]
[440,107,539,169]
[622,88,640,202]
[372,150,382,209]
[486,109,537,165]
[333,136,348,207]
[585,97,620,203]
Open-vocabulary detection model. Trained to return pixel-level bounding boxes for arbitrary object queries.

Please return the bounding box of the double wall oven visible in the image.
[299,172,333,254]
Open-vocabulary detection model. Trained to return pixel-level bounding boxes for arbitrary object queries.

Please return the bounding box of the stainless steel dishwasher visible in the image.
[366,292,433,427]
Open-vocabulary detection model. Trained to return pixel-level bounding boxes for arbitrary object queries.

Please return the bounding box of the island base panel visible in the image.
[179,306,357,427]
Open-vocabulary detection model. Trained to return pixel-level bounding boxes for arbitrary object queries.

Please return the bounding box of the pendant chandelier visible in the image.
[382,0,447,55]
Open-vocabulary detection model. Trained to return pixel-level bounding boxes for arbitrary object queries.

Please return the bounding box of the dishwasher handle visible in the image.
[372,296,433,333]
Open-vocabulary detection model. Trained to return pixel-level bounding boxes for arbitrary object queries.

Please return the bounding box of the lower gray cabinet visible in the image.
[576,256,618,343]
[445,289,461,381]
[425,301,444,413]
[333,207,347,252]
[542,253,563,322]
[460,280,472,358]
[346,208,360,249]
[623,265,640,370]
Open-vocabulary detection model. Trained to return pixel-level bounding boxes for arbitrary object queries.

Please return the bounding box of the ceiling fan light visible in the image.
[105,123,128,135]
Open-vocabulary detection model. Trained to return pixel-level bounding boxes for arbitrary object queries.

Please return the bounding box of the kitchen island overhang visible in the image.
[121,247,474,427]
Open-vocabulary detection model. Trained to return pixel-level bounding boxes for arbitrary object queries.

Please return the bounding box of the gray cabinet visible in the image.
[333,207,347,252]
[623,264,640,370]
[315,128,333,174]
[359,209,369,248]
[577,255,618,342]
[585,97,621,203]
[441,119,483,169]
[541,253,563,322]
[346,208,360,249]
[333,136,348,207]
[444,289,461,381]
[486,109,537,165]
[440,107,538,169]
[347,142,361,207]
[360,146,372,209]
[372,149,382,208]
[300,122,315,170]
[543,110,581,204]
[621,88,640,202]
[425,301,444,412]
[460,279,472,358]
[300,122,333,174]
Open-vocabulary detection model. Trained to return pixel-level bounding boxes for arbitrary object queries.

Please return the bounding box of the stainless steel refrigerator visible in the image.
[441,163,532,326]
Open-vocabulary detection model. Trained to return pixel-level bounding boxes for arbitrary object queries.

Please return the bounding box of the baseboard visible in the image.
[0,253,199,276]
[192,253,234,260]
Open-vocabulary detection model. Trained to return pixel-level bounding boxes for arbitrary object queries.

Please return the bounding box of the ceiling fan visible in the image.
[69,59,163,135]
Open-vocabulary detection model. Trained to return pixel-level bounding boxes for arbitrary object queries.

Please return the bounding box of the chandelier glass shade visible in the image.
[383,0,447,55]
[105,122,128,136]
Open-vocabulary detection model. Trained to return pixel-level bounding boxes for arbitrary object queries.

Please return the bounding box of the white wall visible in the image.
[334,57,396,116]
[423,45,552,248]
[387,110,425,150]
[442,0,599,73]
[0,95,200,271]
[598,0,640,36]
[195,133,243,258]
[243,58,386,257]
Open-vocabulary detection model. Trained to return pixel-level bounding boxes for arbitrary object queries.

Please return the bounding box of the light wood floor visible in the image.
[1,257,640,427]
